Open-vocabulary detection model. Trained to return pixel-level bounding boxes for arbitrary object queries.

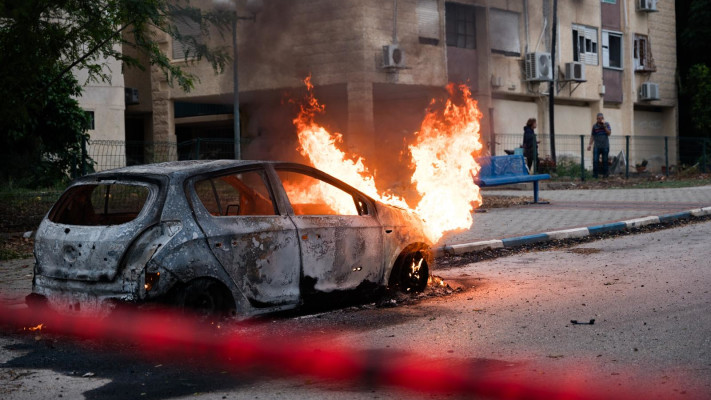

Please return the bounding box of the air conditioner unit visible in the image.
[525,52,553,81]
[639,82,660,100]
[638,0,658,12]
[564,62,586,81]
[125,87,139,105]
[382,44,405,69]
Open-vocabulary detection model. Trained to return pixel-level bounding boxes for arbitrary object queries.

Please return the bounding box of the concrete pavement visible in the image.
[438,184,711,253]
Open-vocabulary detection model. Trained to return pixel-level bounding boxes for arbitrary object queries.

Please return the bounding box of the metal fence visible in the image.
[490,133,710,178]
[85,138,237,172]
[86,135,710,178]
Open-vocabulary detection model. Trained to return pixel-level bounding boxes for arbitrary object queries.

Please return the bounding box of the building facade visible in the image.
[123,0,677,176]
[75,43,126,143]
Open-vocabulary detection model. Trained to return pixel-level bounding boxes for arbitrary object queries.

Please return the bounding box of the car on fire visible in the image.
[28,160,432,317]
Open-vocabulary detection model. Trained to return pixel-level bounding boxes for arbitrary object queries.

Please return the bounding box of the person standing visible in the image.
[523,118,537,171]
[587,113,611,178]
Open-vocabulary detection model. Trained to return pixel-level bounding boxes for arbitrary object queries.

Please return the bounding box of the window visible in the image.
[84,111,95,130]
[276,170,364,216]
[195,170,276,216]
[445,2,476,49]
[172,16,202,60]
[572,24,598,65]
[601,0,617,4]
[50,183,151,226]
[602,30,623,69]
[489,9,521,56]
[417,0,440,45]
[634,34,655,71]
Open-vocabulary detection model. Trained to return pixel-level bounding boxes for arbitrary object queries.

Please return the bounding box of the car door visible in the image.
[188,167,301,308]
[272,167,383,293]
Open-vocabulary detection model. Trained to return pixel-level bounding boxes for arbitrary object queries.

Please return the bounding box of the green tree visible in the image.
[686,64,711,134]
[677,0,711,139]
[0,0,231,186]
[1,65,89,188]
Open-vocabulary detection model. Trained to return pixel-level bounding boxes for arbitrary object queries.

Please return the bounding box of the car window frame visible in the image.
[47,176,163,227]
[268,163,377,218]
[187,165,282,218]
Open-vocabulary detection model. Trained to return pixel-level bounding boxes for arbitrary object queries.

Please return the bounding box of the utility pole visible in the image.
[548,0,558,165]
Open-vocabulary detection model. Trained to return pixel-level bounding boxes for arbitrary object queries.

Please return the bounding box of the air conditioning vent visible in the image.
[124,87,139,105]
[564,62,586,81]
[382,44,406,69]
[639,82,660,101]
[525,52,553,81]
[638,0,658,12]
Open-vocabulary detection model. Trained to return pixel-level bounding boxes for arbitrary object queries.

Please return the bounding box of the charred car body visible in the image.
[29,160,431,316]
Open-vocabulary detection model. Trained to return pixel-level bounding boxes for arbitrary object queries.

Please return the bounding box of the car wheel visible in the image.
[395,251,429,293]
[175,278,233,317]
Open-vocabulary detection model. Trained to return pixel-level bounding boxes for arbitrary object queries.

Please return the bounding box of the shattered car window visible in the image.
[49,183,150,226]
[276,170,359,216]
[195,170,276,216]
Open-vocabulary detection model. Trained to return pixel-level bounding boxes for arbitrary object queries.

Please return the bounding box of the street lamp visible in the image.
[214,0,263,160]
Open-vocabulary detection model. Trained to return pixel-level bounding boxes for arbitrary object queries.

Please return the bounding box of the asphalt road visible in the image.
[1,220,710,400]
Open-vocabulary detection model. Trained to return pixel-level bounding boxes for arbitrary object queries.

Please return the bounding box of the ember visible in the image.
[428,276,447,287]
[293,77,483,242]
[25,323,43,331]
[408,258,424,289]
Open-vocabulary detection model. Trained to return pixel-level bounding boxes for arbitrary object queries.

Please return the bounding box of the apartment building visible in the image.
[123,0,676,174]
[75,44,126,143]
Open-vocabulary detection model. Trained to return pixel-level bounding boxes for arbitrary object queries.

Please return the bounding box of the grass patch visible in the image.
[627,179,711,189]
[0,191,61,232]
[0,237,33,261]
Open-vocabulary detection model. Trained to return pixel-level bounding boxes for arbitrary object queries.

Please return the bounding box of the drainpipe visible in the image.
[548,0,558,165]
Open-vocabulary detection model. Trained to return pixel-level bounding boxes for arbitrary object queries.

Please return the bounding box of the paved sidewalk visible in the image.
[439,185,711,245]
[0,258,33,307]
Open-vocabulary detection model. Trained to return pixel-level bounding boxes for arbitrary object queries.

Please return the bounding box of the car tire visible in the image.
[175,278,233,317]
[394,251,429,293]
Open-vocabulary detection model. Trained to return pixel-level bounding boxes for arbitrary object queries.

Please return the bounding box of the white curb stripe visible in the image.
[546,227,590,240]
[624,216,660,228]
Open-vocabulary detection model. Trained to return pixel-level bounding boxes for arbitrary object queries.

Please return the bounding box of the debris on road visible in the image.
[570,319,596,325]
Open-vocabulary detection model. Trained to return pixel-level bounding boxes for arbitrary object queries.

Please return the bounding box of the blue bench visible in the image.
[473,155,550,203]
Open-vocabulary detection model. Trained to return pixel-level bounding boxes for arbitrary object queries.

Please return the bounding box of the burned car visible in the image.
[29,161,431,316]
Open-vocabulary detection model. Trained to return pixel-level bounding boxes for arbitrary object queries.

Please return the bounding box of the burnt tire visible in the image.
[393,251,429,293]
[175,278,234,317]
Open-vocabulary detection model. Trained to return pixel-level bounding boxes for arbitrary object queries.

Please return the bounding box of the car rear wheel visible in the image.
[175,278,234,317]
[392,251,429,293]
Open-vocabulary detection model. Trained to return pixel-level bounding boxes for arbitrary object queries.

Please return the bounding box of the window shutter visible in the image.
[585,27,598,65]
[417,0,440,40]
[172,17,201,60]
[490,9,521,55]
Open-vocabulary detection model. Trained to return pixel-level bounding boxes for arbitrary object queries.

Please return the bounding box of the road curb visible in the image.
[434,206,711,258]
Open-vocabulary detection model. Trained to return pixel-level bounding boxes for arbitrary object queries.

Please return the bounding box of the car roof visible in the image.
[76,160,378,204]
[87,160,274,180]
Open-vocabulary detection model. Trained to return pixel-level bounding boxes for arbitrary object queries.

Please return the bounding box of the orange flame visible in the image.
[410,83,483,241]
[291,76,410,211]
[292,77,483,242]
[26,323,44,331]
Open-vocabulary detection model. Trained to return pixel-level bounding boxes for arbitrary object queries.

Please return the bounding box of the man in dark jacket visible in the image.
[587,113,611,178]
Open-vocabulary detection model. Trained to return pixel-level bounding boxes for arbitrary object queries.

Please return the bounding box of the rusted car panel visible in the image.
[30,160,432,317]
[291,215,383,292]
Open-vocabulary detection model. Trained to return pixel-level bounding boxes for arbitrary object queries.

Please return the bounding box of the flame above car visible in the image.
[292,76,483,242]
